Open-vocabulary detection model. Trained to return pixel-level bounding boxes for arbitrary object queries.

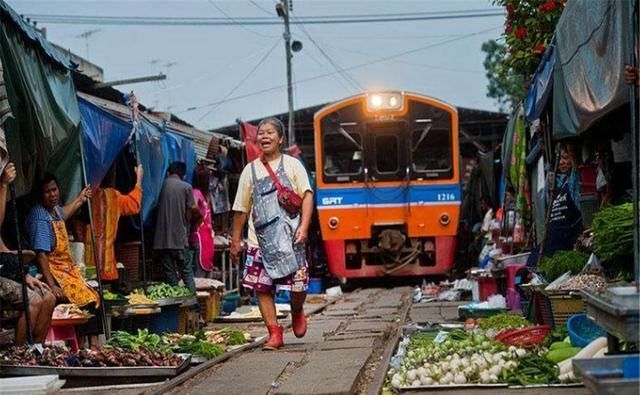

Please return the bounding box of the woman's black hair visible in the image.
[192,163,210,192]
[36,172,59,198]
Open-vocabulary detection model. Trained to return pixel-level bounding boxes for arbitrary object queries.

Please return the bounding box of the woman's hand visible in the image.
[79,186,92,203]
[51,285,65,300]
[25,274,51,294]
[230,238,243,265]
[1,163,16,185]
[135,165,144,186]
[294,227,308,245]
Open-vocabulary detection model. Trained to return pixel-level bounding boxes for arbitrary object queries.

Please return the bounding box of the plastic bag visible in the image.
[437,289,461,301]
[545,271,573,290]
[487,294,507,308]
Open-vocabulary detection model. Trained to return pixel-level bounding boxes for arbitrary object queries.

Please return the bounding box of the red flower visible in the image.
[506,4,515,16]
[534,43,546,53]
[515,27,527,39]
[539,0,555,12]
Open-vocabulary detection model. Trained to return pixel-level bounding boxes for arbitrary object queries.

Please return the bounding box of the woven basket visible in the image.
[115,242,141,282]
[543,290,585,328]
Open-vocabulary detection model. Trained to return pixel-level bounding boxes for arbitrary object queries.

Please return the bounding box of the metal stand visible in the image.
[78,134,109,340]
[10,184,33,344]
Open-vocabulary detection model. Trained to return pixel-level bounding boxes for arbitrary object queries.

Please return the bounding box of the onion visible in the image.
[454,373,467,384]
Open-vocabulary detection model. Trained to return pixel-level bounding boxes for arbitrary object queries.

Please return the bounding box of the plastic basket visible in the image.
[496,325,551,347]
[566,313,606,348]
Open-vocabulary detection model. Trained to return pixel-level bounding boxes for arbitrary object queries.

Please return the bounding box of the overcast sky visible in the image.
[8,0,505,130]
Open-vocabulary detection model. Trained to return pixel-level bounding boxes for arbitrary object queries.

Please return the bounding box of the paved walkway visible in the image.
[167,287,412,395]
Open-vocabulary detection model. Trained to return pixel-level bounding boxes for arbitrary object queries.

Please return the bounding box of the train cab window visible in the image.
[322,126,364,182]
[375,135,400,173]
[411,126,452,179]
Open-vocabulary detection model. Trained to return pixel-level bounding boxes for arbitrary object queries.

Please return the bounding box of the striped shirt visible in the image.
[26,205,64,253]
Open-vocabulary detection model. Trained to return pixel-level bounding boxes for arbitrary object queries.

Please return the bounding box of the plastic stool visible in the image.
[45,325,79,351]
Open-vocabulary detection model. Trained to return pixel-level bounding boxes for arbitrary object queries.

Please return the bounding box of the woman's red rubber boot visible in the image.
[262,324,284,350]
[291,308,307,338]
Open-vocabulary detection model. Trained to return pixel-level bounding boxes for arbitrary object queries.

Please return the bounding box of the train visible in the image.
[313,91,461,279]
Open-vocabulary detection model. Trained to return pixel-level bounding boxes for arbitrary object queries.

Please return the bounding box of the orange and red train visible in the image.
[313,91,461,280]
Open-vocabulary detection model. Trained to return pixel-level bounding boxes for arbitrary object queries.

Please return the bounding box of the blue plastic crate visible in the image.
[148,305,180,335]
[566,313,606,348]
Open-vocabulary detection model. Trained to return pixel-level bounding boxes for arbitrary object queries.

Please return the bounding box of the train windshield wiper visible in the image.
[412,122,432,153]
[337,126,363,151]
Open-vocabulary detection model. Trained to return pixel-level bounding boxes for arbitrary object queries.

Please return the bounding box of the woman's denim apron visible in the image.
[251,157,306,279]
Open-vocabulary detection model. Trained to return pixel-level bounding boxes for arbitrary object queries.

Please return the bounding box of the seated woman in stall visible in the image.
[26,173,100,308]
[84,165,143,282]
[0,163,55,344]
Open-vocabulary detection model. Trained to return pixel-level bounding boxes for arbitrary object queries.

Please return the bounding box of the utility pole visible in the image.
[277,0,296,145]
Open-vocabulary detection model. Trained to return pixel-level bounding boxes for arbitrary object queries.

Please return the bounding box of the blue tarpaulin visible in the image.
[525,43,555,122]
[79,97,133,189]
[136,118,169,222]
[166,131,197,184]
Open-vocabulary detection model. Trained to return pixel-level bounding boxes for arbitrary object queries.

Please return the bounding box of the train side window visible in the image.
[411,127,452,177]
[323,127,363,179]
[375,135,399,173]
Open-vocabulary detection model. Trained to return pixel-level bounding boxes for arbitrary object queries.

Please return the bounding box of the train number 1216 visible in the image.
[437,193,456,201]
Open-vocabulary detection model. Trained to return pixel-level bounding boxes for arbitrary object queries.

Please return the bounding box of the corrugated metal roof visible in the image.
[78,92,242,159]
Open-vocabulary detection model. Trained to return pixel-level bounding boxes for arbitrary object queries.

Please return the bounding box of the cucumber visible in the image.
[550,341,572,351]
[546,347,581,363]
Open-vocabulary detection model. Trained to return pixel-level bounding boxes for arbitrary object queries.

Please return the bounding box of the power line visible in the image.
[247,0,274,16]
[26,11,504,26]
[196,38,281,123]
[178,26,500,115]
[301,43,356,93]
[206,0,278,38]
[316,40,485,74]
[293,17,363,92]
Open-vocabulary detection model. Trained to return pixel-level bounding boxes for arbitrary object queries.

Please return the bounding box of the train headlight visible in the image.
[328,217,339,229]
[439,213,450,226]
[370,94,383,108]
[366,92,404,112]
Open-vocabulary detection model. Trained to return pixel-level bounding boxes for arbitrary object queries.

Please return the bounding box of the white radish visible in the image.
[412,379,422,387]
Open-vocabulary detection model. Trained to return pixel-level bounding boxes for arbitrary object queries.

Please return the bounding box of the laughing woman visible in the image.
[26,173,99,307]
[230,118,314,350]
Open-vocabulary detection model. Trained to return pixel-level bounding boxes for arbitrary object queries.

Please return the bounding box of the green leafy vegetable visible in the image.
[478,314,531,332]
[592,203,634,262]
[107,329,168,351]
[539,251,588,281]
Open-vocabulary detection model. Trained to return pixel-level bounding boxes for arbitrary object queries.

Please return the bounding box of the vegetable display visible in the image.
[539,251,588,281]
[555,274,607,292]
[205,328,250,346]
[144,283,193,299]
[126,292,156,305]
[592,203,634,262]
[478,314,531,333]
[0,345,182,367]
[503,354,558,386]
[387,329,530,388]
[103,291,122,300]
[107,329,168,351]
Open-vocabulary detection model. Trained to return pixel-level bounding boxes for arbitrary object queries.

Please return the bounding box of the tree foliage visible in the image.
[482,39,526,112]
[482,0,566,110]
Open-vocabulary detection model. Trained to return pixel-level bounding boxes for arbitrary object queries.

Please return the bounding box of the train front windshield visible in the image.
[320,99,454,184]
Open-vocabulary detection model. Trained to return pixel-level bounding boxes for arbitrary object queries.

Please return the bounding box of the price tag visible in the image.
[33,343,44,354]
[433,331,449,344]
